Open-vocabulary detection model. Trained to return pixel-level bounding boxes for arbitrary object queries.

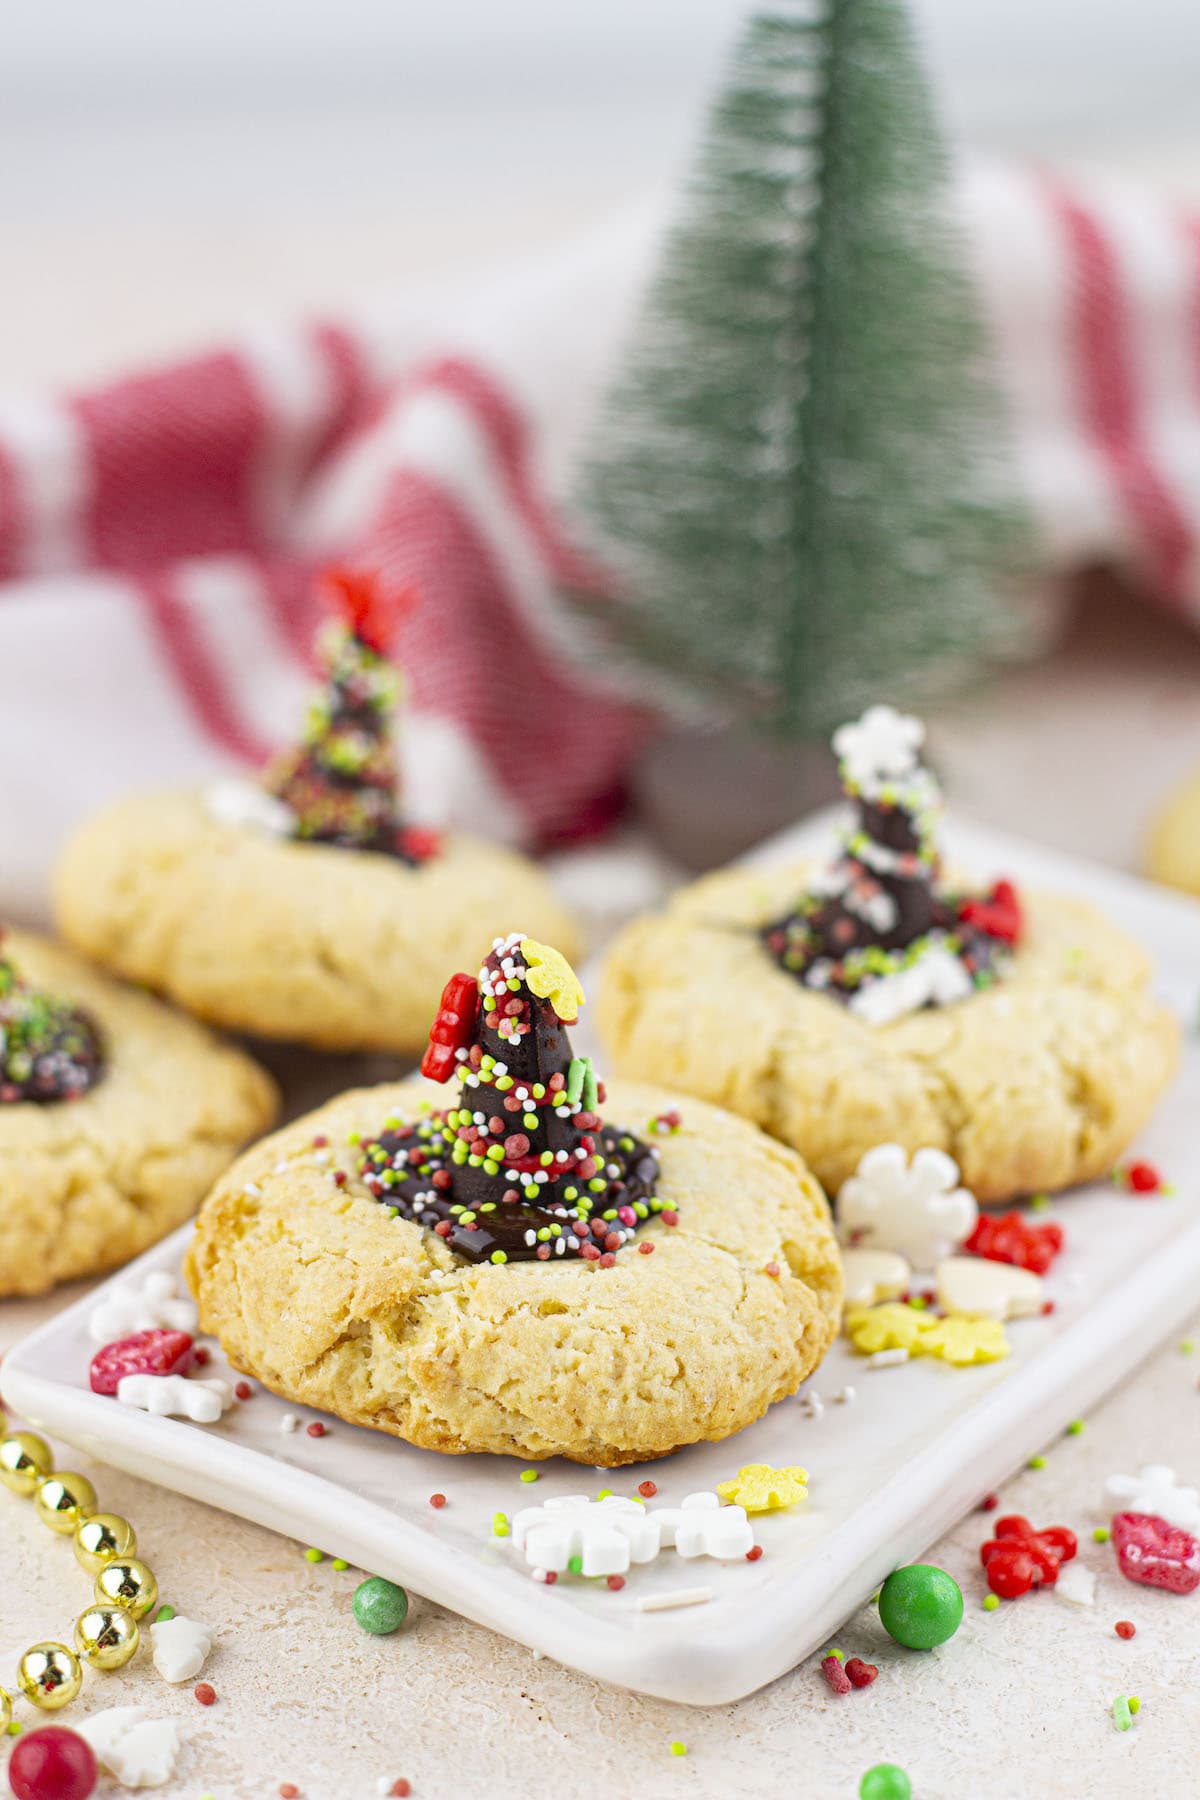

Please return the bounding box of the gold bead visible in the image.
[75,1603,140,1670]
[74,1511,138,1575]
[34,1471,98,1535]
[94,1557,158,1620]
[0,1431,54,1496]
[18,1642,83,1710]
[0,1685,11,1730]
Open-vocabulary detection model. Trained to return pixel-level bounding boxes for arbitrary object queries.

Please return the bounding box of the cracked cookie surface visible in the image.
[185,1076,843,1466]
[598,861,1179,1204]
[53,791,580,1053]
[0,931,278,1297]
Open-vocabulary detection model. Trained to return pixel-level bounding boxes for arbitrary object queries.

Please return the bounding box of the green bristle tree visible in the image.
[570,0,1031,732]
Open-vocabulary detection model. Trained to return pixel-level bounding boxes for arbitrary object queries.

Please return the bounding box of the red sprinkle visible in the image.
[821,1653,852,1695]
[1115,1620,1136,1639]
[544,1570,557,1585]
[1125,1160,1162,1193]
[844,1657,879,1688]
[391,1785,411,1798]
[607,1575,625,1591]
[333,1171,348,1188]
[764,1261,781,1278]
[638,1480,658,1498]
[235,1381,253,1400]
[429,1493,447,1509]
[194,1683,216,1706]
[661,1211,679,1227]
[312,1134,328,1148]
[279,1786,299,1799]
[306,1422,327,1438]
[638,1242,655,1255]
[746,1545,764,1563]
[193,1346,210,1366]
[979,1494,1000,1512]
[1041,1300,1056,1315]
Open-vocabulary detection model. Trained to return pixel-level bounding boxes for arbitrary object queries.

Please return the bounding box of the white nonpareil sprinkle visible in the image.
[635,1587,714,1613]
[281,1413,300,1434]
[867,1348,910,1369]
[835,1386,857,1404]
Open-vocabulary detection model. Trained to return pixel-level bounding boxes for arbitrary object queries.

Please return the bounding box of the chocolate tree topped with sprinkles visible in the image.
[265,565,438,865]
[763,705,1022,1027]
[0,936,103,1103]
[356,932,666,1265]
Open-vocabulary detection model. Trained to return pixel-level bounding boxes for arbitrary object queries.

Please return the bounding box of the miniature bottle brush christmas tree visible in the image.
[571,0,1030,733]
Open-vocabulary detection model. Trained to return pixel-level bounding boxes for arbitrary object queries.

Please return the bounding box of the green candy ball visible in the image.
[859,1764,912,1800]
[352,1576,409,1636]
[877,1563,963,1650]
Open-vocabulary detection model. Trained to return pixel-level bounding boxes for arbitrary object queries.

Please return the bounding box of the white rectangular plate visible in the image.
[5,816,1199,1704]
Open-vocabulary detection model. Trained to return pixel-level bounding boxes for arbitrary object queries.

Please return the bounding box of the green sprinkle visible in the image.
[1028,1455,1047,1470]
[1128,1696,1141,1715]
[1112,1695,1133,1732]
[596,1487,613,1500]
[1029,1194,1052,1213]
[906,1295,927,1311]
[1093,1526,1110,1543]
[983,1593,1000,1612]
[670,1742,687,1758]
[490,1250,508,1264]
[304,1547,324,1563]
[1180,1340,1196,1355]
[1066,1419,1085,1436]
[155,1603,176,1622]
[6,1721,22,1736]
[568,1554,583,1575]
[825,1647,844,1661]
[492,1512,510,1538]
[332,1558,349,1571]
[519,1469,539,1484]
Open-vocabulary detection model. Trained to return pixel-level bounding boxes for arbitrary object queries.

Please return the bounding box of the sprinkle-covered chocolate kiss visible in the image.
[0,934,104,1103]
[356,933,666,1264]
[264,564,440,865]
[762,704,1022,1025]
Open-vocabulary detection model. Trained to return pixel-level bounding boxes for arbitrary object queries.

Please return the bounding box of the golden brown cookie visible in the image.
[53,791,580,1053]
[598,861,1179,1204]
[185,1076,843,1466]
[1146,769,1200,898]
[0,931,278,1298]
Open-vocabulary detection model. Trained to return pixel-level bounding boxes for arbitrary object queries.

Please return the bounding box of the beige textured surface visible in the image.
[0,931,278,1298]
[3,1317,1199,1800]
[1146,767,1200,898]
[53,792,581,1053]
[186,1076,843,1466]
[600,864,1179,1203]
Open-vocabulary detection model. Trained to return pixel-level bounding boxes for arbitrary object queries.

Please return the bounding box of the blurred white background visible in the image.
[3,0,1199,386]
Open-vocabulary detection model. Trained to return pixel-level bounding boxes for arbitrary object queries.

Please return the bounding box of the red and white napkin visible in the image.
[3,163,1200,918]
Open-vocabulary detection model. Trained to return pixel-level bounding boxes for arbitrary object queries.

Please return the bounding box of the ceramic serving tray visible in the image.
[5,816,1199,1704]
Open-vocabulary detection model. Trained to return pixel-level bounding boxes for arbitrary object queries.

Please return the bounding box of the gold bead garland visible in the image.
[0,1412,159,1716]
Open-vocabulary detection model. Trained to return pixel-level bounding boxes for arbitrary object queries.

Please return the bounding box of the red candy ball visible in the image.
[8,1726,98,1800]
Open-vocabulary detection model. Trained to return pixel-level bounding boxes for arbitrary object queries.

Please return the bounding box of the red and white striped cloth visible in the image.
[3,161,1200,918]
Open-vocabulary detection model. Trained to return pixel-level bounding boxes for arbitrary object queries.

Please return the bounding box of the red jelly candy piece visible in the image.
[820,1654,852,1695]
[844,1657,878,1688]
[959,878,1023,946]
[1111,1511,1200,1595]
[90,1329,195,1396]
[980,1515,1077,1598]
[420,972,480,1082]
[964,1211,1065,1276]
[398,824,443,864]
